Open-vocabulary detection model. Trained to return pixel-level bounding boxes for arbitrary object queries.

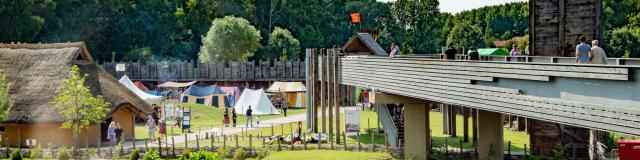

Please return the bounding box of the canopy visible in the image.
[234,89,279,115]
[467,48,509,56]
[118,75,163,102]
[158,81,197,88]
[134,81,149,91]
[182,85,225,96]
[220,87,237,94]
[145,90,170,96]
[266,82,306,93]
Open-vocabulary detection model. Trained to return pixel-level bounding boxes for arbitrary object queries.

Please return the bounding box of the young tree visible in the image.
[267,27,301,60]
[0,74,13,122]
[199,16,262,62]
[50,65,111,150]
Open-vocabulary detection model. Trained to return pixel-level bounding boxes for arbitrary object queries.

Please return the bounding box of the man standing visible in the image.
[175,106,183,128]
[468,47,480,61]
[445,43,457,60]
[145,115,156,140]
[575,36,592,64]
[389,43,399,57]
[590,40,608,64]
[282,95,288,117]
[246,106,253,127]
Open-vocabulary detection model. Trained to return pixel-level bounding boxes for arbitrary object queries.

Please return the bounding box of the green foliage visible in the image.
[552,143,568,160]
[518,155,544,160]
[199,16,262,62]
[216,146,232,157]
[179,149,191,160]
[256,147,271,160]
[29,144,42,159]
[447,22,485,50]
[189,150,222,160]
[233,148,246,160]
[86,147,98,159]
[266,27,301,60]
[123,47,154,63]
[49,65,111,148]
[608,27,640,58]
[129,149,140,160]
[392,0,444,54]
[10,150,23,160]
[0,73,13,122]
[142,149,160,160]
[56,147,71,160]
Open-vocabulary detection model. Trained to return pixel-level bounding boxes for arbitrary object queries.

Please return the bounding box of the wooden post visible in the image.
[249,134,252,154]
[145,139,148,151]
[460,139,463,154]
[508,141,512,159]
[97,138,101,155]
[223,135,226,147]
[185,134,188,149]
[271,125,274,136]
[472,108,478,145]
[524,144,527,156]
[334,49,341,144]
[210,134,214,151]
[289,123,293,135]
[277,137,282,151]
[343,132,348,150]
[318,132,321,150]
[235,134,239,148]
[328,50,333,149]
[357,132,361,152]
[172,137,175,157]
[158,137,162,157]
[196,134,200,150]
[291,133,295,150]
[303,133,307,150]
[320,49,326,134]
[463,107,470,142]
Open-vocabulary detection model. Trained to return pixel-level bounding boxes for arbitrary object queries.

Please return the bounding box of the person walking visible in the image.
[282,95,288,117]
[232,108,237,127]
[576,36,592,64]
[175,106,183,128]
[389,43,400,57]
[158,118,167,140]
[145,115,156,140]
[115,123,124,143]
[107,122,117,149]
[445,43,457,60]
[510,44,521,56]
[223,108,230,127]
[246,106,253,128]
[468,47,480,61]
[590,40,608,64]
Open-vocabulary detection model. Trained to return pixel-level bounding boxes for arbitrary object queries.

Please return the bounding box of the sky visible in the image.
[378,0,528,14]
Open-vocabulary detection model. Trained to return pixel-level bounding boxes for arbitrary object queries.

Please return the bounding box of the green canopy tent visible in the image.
[467,48,510,56]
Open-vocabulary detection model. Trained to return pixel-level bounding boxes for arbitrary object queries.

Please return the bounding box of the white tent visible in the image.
[234,89,279,115]
[118,75,163,102]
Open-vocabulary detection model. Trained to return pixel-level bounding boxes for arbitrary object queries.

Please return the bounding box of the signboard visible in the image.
[344,109,360,136]
[115,64,126,72]
[182,111,191,131]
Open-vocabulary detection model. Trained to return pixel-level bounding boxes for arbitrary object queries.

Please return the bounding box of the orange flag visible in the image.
[350,13,361,23]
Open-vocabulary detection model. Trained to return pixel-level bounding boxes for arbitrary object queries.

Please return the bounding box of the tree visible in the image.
[199,16,262,62]
[50,65,111,150]
[391,0,444,54]
[267,27,301,60]
[608,27,640,58]
[447,22,485,50]
[0,74,13,122]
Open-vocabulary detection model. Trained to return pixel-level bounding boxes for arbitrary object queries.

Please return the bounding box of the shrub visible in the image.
[190,150,221,160]
[10,150,23,160]
[56,147,71,160]
[29,144,42,159]
[129,149,140,160]
[179,149,191,160]
[216,146,231,157]
[86,148,98,159]
[233,148,246,160]
[256,148,270,160]
[142,149,160,160]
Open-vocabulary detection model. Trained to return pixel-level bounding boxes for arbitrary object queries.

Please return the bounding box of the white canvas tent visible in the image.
[119,75,163,102]
[234,89,279,115]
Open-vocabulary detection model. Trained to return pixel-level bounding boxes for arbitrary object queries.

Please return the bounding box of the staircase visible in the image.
[376,104,401,147]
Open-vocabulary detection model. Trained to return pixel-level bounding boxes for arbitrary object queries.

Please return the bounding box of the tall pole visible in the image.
[305,49,313,131]
[320,49,326,134]
[313,49,318,133]
[328,49,334,143]
[334,48,342,144]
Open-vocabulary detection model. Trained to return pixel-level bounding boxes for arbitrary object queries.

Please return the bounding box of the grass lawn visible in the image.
[259,150,394,160]
[135,103,306,140]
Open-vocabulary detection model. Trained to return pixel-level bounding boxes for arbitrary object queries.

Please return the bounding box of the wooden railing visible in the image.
[98,60,306,82]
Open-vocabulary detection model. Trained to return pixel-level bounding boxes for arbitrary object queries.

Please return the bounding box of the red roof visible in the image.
[134,81,149,91]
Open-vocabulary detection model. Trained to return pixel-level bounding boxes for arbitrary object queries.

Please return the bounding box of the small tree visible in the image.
[0,73,13,122]
[50,65,111,150]
[199,16,262,62]
[268,27,301,60]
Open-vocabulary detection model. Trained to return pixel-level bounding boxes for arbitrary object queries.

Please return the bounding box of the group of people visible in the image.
[271,93,289,117]
[223,106,258,128]
[144,115,168,142]
[106,122,124,148]
[576,36,608,64]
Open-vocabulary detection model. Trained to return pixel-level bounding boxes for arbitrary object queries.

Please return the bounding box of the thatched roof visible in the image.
[342,33,388,56]
[0,42,152,124]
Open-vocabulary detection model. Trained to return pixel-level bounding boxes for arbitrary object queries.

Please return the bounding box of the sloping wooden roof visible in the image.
[0,42,152,123]
[342,33,388,56]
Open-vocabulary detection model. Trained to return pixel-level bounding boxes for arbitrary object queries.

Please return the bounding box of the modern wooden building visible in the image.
[0,42,152,147]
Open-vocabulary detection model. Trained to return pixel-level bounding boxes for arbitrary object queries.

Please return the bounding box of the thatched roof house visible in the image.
[0,42,152,147]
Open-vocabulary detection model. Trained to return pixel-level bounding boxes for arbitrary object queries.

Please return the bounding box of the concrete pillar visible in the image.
[472,109,478,145]
[450,105,457,137]
[477,110,503,160]
[442,104,449,135]
[404,103,430,160]
[463,107,470,142]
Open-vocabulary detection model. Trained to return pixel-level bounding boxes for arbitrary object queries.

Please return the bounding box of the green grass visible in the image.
[135,103,306,140]
[261,150,394,160]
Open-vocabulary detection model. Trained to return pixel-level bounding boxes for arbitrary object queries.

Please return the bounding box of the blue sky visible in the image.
[378,0,527,14]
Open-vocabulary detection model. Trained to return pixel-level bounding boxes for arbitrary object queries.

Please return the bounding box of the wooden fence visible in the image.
[98,60,306,82]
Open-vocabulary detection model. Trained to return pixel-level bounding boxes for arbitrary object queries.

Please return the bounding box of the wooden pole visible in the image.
[328,49,333,146]
[472,108,478,145]
[223,135,226,147]
[463,107,470,142]
[508,141,512,159]
[172,137,175,157]
[312,49,318,133]
[184,134,188,149]
[343,132,348,150]
[277,137,282,151]
[334,49,341,144]
[249,134,252,154]
[196,134,200,150]
[235,135,239,148]
[303,133,307,150]
[158,137,162,157]
[357,132,361,152]
[210,134,214,151]
[320,49,326,134]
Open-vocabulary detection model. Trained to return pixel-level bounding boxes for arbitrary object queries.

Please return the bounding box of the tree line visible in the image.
[1,0,635,62]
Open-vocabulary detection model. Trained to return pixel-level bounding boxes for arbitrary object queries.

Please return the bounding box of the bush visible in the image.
[10,150,23,160]
[56,147,71,160]
[142,149,160,160]
[216,146,231,157]
[256,148,270,160]
[179,149,191,160]
[189,150,222,160]
[86,148,98,159]
[129,149,140,160]
[233,148,246,160]
[29,144,42,159]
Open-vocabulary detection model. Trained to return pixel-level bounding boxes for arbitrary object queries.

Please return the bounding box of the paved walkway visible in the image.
[121,114,307,149]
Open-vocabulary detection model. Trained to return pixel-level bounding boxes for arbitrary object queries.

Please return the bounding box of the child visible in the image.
[256,115,260,127]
